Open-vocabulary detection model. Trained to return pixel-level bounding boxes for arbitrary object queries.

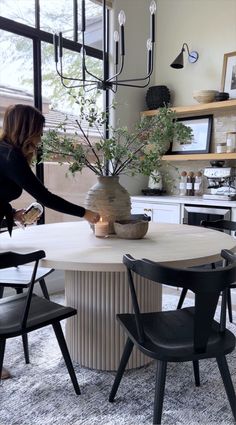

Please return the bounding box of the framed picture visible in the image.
[221,51,236,98]
[170,115,213,154]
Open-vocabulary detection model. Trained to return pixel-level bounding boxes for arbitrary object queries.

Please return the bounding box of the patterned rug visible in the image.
[1,292,236,425]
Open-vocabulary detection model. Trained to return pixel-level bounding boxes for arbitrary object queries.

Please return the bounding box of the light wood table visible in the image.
[1,221,235,370]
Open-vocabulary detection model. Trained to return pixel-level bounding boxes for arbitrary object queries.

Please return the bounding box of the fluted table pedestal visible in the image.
[65,270,161,371]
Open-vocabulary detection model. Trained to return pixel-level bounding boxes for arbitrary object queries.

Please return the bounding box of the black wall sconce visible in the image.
[170,43,199,69]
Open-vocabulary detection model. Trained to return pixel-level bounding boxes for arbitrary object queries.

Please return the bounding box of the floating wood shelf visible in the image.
[142,99,236,117]
[162,153,236,162]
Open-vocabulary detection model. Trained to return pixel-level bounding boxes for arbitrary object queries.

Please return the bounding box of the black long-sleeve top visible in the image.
[0,139,85,234]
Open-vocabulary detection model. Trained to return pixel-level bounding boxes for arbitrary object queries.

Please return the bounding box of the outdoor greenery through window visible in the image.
[0,0,104,223]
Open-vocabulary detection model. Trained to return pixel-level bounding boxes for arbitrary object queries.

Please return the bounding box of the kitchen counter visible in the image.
[131,195,236,208]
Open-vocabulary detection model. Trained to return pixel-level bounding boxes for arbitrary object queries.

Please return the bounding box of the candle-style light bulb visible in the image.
[114,30,119,43]
[118,10,126,26]
[150,0,157,15]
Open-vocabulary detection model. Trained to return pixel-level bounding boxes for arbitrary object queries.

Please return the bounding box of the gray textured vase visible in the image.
[85,176,131,233]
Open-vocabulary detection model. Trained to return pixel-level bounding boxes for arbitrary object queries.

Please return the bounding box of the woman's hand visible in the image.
[83,209,100,224]
[13,209,26,226]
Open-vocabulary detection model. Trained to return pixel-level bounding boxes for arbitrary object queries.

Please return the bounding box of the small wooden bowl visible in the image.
[193,90,218,104]
[114,220,149,239]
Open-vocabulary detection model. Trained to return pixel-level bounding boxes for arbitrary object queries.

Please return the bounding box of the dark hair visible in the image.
[0,104,45,163]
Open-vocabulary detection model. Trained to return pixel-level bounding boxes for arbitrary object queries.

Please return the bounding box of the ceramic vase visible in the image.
[146,85,171,110]
[85,175,131,233]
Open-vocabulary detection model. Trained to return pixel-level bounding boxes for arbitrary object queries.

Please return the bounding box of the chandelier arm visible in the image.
[84,63,103,82]
[59,78,97,90]
[114,46,154,84]
[111,85,118,93]
[107,56,125,82]
[84,85,99,93]
[112,78,151,89]
[56,63,100,84]
[113,75,151,83]
[110,47,154,84]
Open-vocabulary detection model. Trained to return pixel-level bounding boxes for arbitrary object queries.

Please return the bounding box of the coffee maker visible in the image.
[203,164,236,200]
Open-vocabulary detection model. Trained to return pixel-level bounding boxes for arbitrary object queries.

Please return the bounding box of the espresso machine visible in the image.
[203,165,236,201]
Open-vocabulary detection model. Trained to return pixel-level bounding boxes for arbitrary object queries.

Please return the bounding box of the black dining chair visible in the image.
[177,219,236,322]
[0,250,80,395]
[109,253,236,424]
[0,218,55,363]
[0,263,54,364]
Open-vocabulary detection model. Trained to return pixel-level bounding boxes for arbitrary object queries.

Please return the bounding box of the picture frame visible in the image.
[170,115,213,154]
[221,51,236,98]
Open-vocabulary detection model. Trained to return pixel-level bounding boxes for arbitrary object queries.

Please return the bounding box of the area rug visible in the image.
[1,292,236,425]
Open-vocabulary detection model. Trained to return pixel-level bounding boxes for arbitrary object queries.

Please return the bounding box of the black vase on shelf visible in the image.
[146,85,171,110]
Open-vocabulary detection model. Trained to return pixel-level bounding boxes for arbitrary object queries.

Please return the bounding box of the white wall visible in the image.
[111,0,155,194]
[156,0,236,106]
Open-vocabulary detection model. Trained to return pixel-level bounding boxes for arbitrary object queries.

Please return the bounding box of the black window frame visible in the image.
[0,2,105,223]
[0,10,104,177]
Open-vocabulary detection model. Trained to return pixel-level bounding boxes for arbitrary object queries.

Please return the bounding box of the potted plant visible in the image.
[42,95,192,230]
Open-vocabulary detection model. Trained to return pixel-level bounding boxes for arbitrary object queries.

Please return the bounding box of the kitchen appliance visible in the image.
[203,166,236,201]
[183,204,231,226]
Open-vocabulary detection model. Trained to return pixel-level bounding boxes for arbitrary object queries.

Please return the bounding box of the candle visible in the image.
[94,219,109,238]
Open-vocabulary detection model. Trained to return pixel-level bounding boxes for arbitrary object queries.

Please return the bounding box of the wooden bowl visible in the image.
[193,90,218,104]
[114,220,149,239]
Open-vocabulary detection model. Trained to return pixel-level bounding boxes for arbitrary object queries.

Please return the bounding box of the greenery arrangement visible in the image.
[42,94,193,180]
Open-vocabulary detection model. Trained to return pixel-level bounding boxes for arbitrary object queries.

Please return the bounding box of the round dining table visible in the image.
[0,221,235,371]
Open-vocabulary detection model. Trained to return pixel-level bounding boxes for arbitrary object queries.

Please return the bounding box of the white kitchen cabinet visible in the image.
[132,201,181,224]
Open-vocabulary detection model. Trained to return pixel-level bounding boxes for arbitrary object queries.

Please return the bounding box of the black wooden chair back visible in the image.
[221,248,236,264]
[0,250,80,394]
[123,254,236,353]
[177,219,236,323]
[0,249,54,363]
[201,219,236,234]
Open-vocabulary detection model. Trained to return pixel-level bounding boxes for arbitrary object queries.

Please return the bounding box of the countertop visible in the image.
[131,195,236,208]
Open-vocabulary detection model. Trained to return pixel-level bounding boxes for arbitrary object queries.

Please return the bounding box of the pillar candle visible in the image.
[94,220,109,238]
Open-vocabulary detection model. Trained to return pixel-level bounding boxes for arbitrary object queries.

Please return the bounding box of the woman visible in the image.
[0,104,100,379]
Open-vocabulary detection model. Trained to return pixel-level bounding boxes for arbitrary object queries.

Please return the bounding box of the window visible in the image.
[0,0,104,223]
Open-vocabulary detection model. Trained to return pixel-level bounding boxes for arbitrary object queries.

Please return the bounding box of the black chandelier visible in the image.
[53,0,156,93]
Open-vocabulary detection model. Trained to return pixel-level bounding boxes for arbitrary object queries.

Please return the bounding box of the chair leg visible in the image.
[22,333,30,364]
[109,337,134,402]
[192,360,200,387]
[177,288,188,309]
[0,339,6,382]
[15,288,30,363]
[216,355,236,421]
[153,360,167,425]
[226,288,233,323]
[39,278,50,300]
[0,286,4,298]
[220,290,227,332]
[52,322,81,395]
